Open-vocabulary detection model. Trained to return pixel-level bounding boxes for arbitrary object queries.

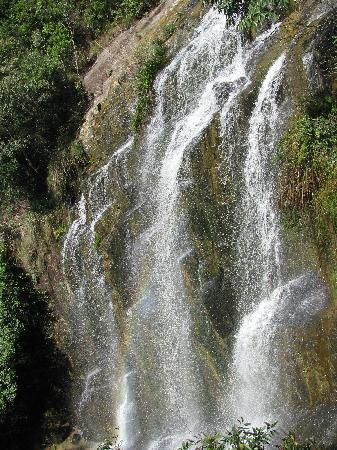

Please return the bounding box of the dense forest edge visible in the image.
[0,0,336,448]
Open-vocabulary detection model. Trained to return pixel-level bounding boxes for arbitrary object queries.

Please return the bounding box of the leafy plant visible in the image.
[0,246,20,413]
[116,0,158,23]
[178,419,277,449]
[203,0,294,30]
[132,39,167,130]
[162,22,177,39]
[240,0,291,30]
[278,95,337,241]
[0,0,160,207]
[53,223,67,242]
[278,92,337,294]
[47,139,88,204]
[97,436,122,449]
[93,231,103,249]
[97,421,329,450]
[97,440,116,450]
[278,432,313,450]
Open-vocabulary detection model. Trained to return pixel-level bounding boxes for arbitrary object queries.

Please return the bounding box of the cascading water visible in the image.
[62,139,133,434]
[237,53,286,304]
[229,53,288,425]
[229,50,329,430]
[61,4,333,449]
[118,10,281,449]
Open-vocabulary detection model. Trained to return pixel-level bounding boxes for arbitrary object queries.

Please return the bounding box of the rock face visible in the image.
[83,0,181,97]
[14,0,337,448]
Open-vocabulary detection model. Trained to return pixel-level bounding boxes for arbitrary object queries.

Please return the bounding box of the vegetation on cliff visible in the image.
[132,38,167,130]
[0,0,159,207]
[279,95,336,231]
[178,421,319,450]
[0,243,70,448]
[278,22,337,294]
[204,0,294,29]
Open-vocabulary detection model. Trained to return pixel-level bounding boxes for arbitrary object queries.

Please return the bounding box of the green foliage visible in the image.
[278,432,313,450]
[278,95,337,245]
[53,223,67,242]
[83,0,111,32]
[132,39,167,130]
[0,1,85,205]
[93,231,103,249]
[0,49,87,204]
[162,22,177,39]
[0,246,20,413]
[178,419,277,449]
[204,0,294,30]
[116,0,156,23]
[178,421,328,450]
[0,0,160,207]
[240,0,291,30]
[334,36,337,73]
[47,140,89,204]
[97,442,114,450]
[97,421,330,450]
[278,93,337,295]
[0,242,70,447]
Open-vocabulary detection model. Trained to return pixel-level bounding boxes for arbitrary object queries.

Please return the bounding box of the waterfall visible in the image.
[229,51,329,429]
[231,272,329,427]
[62,139,133,434]
[229,53,287,426]
[118,10,281,449]
[61,4,331,448]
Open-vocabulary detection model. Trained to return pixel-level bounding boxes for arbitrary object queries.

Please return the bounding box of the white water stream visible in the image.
[118,10,282,449]
[230,51,329,430]
[62,139,133,432]
[230,54,287,424]
[61,5,331,449]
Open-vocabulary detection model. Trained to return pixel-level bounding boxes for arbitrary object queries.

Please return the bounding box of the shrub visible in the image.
[93,231,103,249]
[0,48,87,205]
[132,39,167,130]
[178,421,328,449]
[278,93,337,297]
[178,419,277,449]
[0,243,70,447]
[278,95,337,248]
[96,420,332,449]
[203,0,294,30]
[116,0,159,23]
[0,0,161,207]
[97,439,122,450]
[279,433,313,450]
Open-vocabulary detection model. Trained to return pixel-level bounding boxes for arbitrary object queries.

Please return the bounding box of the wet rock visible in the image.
[71,431,83,444]
[272,271,330,327]
[214,77,246,108]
